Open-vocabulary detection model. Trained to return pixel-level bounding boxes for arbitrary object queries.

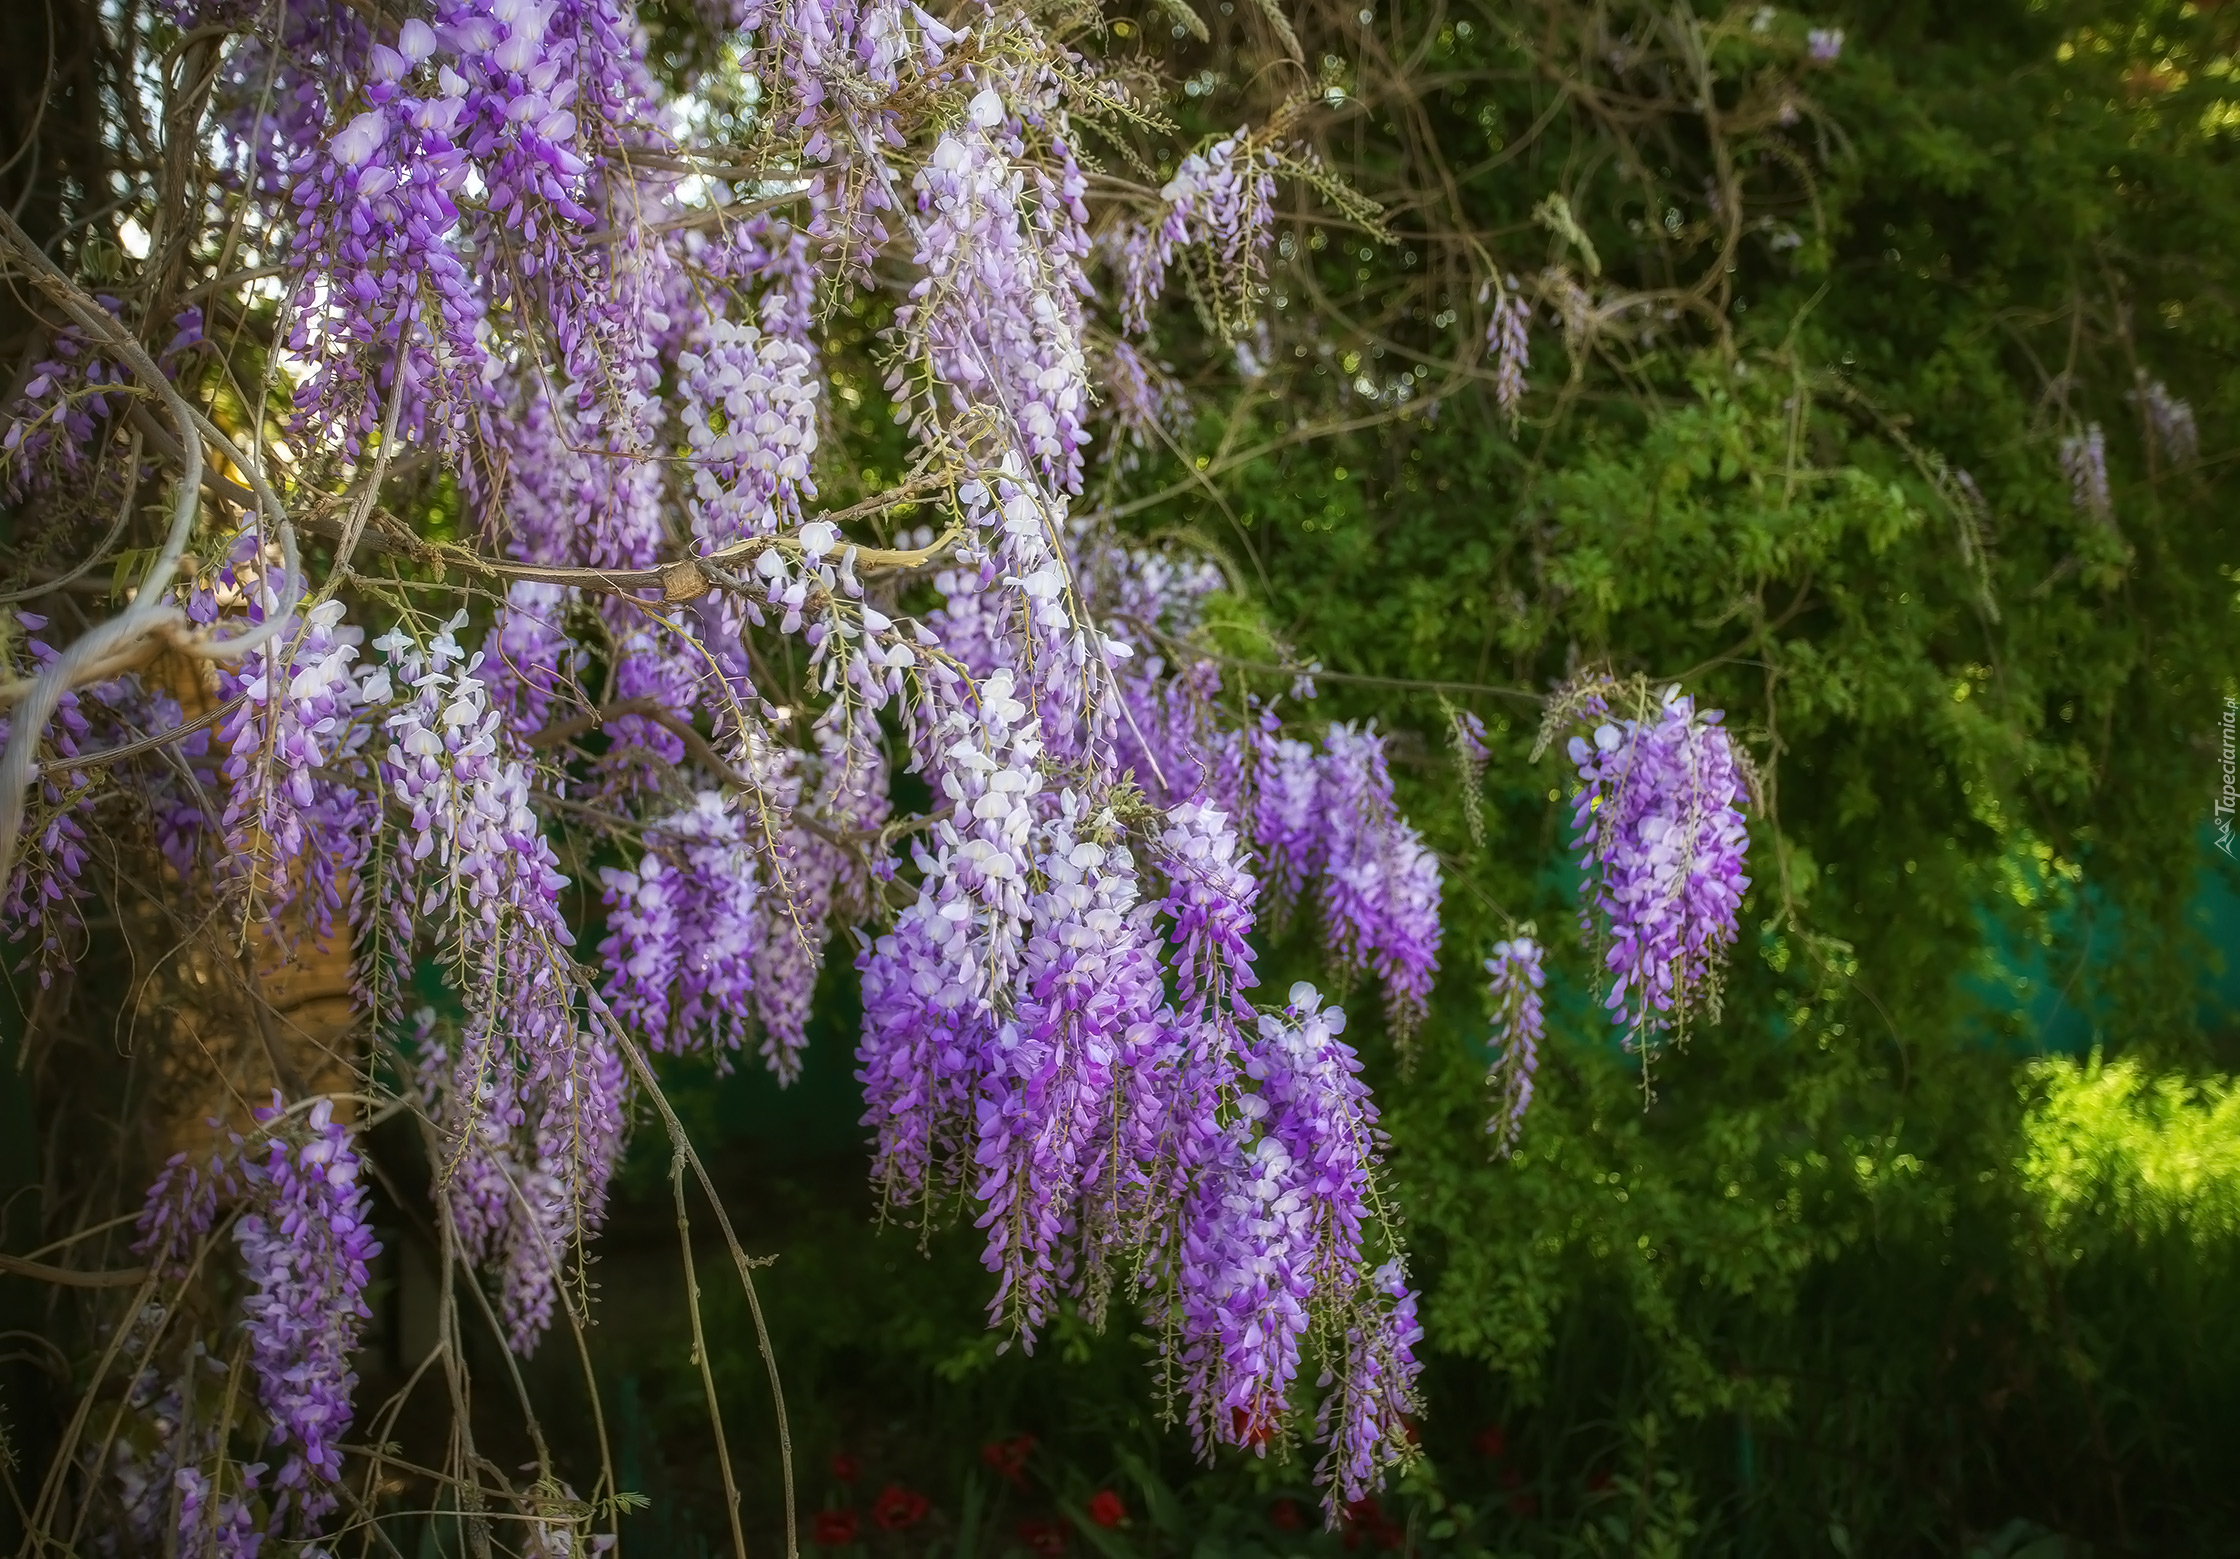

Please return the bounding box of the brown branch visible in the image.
[35,693,244,778]
[0,1254,150,1289]
[525,698,860,849]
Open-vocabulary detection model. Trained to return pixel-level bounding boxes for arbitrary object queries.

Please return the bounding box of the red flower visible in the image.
[1586,1468,1613,1494]
[1229,1405,1278,1446]
[1473,1425,1508,1459]
[1016,1517,1068,1556]
[980,1434,1036,1488]
[1343,1497,1404,1552]
[829,1453,861,1484]
[1268,1497,1305,1532]
[871,1485,928,1532]
[1085,1490,1126,1529]
[1508,1490,1540,1519]
[811,1508,858,1546]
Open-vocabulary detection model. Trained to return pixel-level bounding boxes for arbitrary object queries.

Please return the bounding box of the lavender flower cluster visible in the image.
[1484,277,1531,425]
[0,0,1472,1531]
[2059,423,2114,525]
[234,1097,379,1523]
[1121,129,1280,341]
[1562,680,1751,1042]
[125,1097,379,1550]
[1483,934,1545,1155]
[2134,376,2199,466]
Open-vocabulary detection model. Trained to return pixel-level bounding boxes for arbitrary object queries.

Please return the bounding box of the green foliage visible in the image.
[2020,1051,2240,1248]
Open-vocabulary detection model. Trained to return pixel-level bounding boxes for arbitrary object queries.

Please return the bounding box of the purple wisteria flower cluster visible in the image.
[1553,678,1752,1045]
[219,596,388,940]
[2133,376,2199,466]
[1,309,129,499]
[1073,541,1444,1040]
[1120,128,1279,341]
[0,0,1473,1535]
[1485,277,1532,426]
[1483,934,1545,1155]
[121,1096,379,1552]
[233,1097,380,1525]
[2059,423,2114,525]
[0,618,98,983]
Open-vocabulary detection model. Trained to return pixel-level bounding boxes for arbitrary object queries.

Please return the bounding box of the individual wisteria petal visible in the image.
[1483,935,1545,1155]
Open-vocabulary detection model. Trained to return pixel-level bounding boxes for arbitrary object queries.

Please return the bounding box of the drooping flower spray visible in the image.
[1541,675,1752,1086]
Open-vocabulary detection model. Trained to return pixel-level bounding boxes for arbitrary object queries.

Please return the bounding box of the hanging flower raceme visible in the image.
[1555,679,1751,1044]
[1484,276,1531,426]
[1125,129,1279,341]
[1300,724,1444,1042]
[601,790,762,1059]
[2058,422,2114,525]
[893,80,1094,496]
[280,22,490,456]
[481,580,581,732]
[233,1096,379,1525]
[1483,934,1545,1155]
[762,0,961,285]
[125,1096,380,1550]
[218,595,387,941]
[2134,377,2198,465]
[1096,339,1189,472]
[679,315,823,546]
[0,618,99,982]
[1,309,130,497]
[973,792,1165,1336]
[135,1144,243,1285]
[754,716,891,1080]
[1172,984,1422,1508]
[375,616,622,1351]
[1082,544,1446,1042]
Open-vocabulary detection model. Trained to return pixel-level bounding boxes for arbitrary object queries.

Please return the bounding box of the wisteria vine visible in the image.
[0,0,1494,1541]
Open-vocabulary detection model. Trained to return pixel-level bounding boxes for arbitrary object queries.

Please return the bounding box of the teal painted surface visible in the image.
[1966,834,2239,1056]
